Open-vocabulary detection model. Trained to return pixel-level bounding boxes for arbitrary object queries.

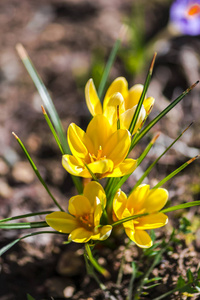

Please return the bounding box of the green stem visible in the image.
[0,221,48,230]
[85,243,110,278]
[12,132,65,212]
[0,211,53,223]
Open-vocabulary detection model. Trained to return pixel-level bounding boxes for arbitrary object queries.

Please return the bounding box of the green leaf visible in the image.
[160,201,200,214]
[0,231,64,256]
[0,221,48,230]
[187,269,194,283]
[0,211,53,223]
[177,276,186,288]
[27,294,35,300]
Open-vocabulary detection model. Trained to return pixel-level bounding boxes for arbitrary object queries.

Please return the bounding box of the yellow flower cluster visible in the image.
[46,78,168,248]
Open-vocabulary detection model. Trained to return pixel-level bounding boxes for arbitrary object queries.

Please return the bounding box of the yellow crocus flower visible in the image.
[46,181,112,243]
[85,77,155,134]
[113,184,168,248]
[62,114,137,178]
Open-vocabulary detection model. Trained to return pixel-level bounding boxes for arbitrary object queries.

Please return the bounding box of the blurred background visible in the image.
[0,0,200,299]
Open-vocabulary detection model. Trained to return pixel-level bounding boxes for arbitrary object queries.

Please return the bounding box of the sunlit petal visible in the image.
[103,77,128,111]
[125,84,145,110]
[46,212,78,233]
[87,159,114,176]
[107,158,137,177]
[69,227,92,243]
[113,189,127,219]
[86,115,113,153]
[120,105,146,134]
[136,213,168,230]
[92,225,112,240]
[143,97,155,114]
[94,203,103,227]
[84,181,106,208]
[127,184,150,212]
[85,78,103,116]
[143,188,169,213]
[68,195,92,216]
[103,129,131,165]
[103,92,125,127]
[62,155,86,176]
[67,123,94,159]
[125,228,152,248]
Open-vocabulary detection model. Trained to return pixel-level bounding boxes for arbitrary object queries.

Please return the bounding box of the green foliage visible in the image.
[27,294,35,300]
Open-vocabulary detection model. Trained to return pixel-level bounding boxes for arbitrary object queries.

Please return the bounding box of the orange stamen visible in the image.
[187,4,200,16]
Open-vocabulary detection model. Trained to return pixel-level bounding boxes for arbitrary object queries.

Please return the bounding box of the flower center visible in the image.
[78,213,94,230]
[89,146,106,163]
[187,4,200,17]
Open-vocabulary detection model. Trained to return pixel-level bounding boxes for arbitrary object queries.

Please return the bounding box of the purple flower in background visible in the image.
[170,0,200,35]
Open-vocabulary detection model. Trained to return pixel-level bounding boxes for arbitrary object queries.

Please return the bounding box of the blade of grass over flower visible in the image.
[112,213,148,227]
[84,164,99,181]
[12,132,64,212]
[16,44,83,194]
[97,25,127,100]
[129,52,157,135]
[130,80,199,151]
[85,243,110,278]
[0,221,48,230]
[0,211,53,223]
[41,105,64,155]
[160,201,200,214]
[153,155,200,189]
[0,231,64,256]
[133,123,194,192]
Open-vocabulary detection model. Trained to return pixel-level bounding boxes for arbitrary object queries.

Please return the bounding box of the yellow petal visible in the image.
[83,181,106,208]
[125,228,152,248]
[68,195,92,216]
[143,97,155,114]
[85,78,103,116]
[125,84,144,110]
[113,189,127,219]
[69,227,93,243]
[46,212,77,233]
[103,129,131,165]
[142,188,169,213]
[136,213,168,230]
[86,115,113,154]
[103,92,125,127]
[92,225,112,241]
[67,123,94,159]
[107,158,137,177]
[103,77,128,111]
[87,159,114,177]
[94,203,103,227]
[120,105,146,134]
[127,184,150,213]
[62,155,86,176]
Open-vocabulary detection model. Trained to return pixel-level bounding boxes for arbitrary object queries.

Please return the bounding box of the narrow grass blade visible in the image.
[160,201,200,214]
[137,132,160,166]
[153,155,200,189]
[84,163,99,181]
[129,52,157,135]
[112,213,148,227]
[131,81,199,151]
[12,132,64,211]
[41,105,64,155]
[85,243,110,278]
[16,44,83,194]
[16,44,69,154]
[0,231,64,256]
[0,221,48,230]
[0,211,53,223]
[98,25,127,100]
[133,123,193,192]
